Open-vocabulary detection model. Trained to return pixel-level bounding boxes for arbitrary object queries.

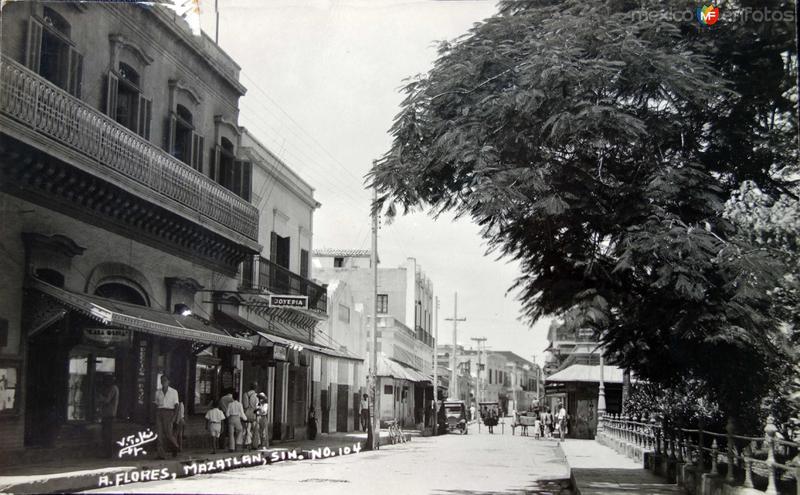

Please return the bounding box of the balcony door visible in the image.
[270,232,291,293]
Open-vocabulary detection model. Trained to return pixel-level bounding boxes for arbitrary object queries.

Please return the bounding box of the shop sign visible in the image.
[268,295,308,309]
[272,345,287,361]
[84,328,131,347]
[136,340,148,407]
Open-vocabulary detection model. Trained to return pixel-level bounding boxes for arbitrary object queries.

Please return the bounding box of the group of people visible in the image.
[483,407,500,433]
[205,382,270,454]
[518,403,568,441]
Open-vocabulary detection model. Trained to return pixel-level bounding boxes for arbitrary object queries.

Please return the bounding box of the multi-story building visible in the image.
[0,2,259,458]
[313,251,435,427]
[0,2,337,460]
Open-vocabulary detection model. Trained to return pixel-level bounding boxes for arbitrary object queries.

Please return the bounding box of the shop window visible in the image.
[210,138,251,200]
[66,349,115,422]
[194,361,217,413]
[383,384,393,395]
[25,8,83,96]
[376,294,388,314]
[105,63,151,139]
[333,257,344,268]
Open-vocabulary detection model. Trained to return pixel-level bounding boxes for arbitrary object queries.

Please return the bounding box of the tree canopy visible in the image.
[371,0,798,419]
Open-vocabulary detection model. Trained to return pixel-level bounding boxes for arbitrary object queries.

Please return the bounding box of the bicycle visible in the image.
[386,419,406,444]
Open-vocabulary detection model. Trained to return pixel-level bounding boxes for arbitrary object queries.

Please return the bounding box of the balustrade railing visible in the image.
[597,413,800,494]
[242,256,327,314]
[0,55,258,241]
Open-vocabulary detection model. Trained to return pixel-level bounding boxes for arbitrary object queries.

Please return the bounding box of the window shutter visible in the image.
[234,159,251,200]
[66,47,83,98]
[137,95,152,140]
[164,113,176,153]
[300,249,309,278]
[209,144,221,182]
[25,17,43,72]
[105,71,119,119]
[241,160,252,201]
[270,232,278,264]
[190,132,204,172]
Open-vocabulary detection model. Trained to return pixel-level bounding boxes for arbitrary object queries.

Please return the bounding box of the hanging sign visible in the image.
[272,345,287,361]
[84,328,131,347]
[268,295,308,309]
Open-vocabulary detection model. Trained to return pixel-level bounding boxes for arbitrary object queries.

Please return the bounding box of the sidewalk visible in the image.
[0,430,413,494]
[560,439,683,495]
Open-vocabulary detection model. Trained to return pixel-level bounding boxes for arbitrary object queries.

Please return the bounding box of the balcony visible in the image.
[242,256,328,315]
[0,55,259,246]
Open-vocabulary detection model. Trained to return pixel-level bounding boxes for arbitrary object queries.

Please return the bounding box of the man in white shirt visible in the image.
[154,375,180,459]
[557,403,568,441]
[226,392,246,452]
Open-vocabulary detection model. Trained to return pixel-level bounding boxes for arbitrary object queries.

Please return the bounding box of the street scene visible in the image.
[0,0,799,494]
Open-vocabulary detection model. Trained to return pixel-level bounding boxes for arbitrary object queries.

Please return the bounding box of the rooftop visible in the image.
[314,248,372,258]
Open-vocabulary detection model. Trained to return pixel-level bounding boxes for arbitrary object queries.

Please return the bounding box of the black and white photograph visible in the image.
[0,0,798,493]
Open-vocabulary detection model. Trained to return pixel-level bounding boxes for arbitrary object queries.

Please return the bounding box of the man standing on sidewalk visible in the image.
[154,375,180,459]
[226,392,246,452]
[98,375,119,458]
[360,394,369,431]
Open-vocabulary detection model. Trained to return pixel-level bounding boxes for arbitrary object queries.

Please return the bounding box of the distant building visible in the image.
[313,252,435,427]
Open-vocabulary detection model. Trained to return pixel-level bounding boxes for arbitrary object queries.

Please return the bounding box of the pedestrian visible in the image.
[557,403,568,441]
[243,382,259,450]
[533,417,542,439]
[307,406,318,440]
[255,392,269,449]
[174,400,185,452]
[153,375,180,459]
[544,410,553,438]
[97,374,119,458]
[470,404,476,422]
[226,392,245,452]
[218,388,233,450]
[360,393,369,431]
[204,402,225,454]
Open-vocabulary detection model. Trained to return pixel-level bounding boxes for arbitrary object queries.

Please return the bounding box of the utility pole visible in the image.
[471,337,486,404]
[432,297,439,433]
[214,0,220,43]
[445,292,466,400]
[369,161,379,450]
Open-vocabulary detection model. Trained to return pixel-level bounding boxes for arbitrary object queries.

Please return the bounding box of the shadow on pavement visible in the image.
[430,478,574,495]
[571,467,683,494]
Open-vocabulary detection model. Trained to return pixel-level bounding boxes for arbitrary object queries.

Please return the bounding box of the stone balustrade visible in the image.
[596,413,800,494]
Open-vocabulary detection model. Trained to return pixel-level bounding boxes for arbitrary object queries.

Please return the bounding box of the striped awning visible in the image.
[377,354,431,383]
[29,278,252,350]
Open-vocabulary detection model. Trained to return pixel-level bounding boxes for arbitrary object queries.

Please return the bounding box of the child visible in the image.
[205,402,225,454]
[533,418,542,439]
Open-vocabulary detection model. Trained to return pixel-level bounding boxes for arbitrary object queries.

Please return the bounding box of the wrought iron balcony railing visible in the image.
[0,55,258,242]
[242,256,327,314]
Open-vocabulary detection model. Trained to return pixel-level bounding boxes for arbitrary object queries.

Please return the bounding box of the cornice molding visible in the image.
[169,79,203,105]
[214,115,242,136]
[21,232,86,258]
[109,34,154,66]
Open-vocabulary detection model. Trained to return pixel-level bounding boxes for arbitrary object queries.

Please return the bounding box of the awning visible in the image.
[377,354,432,383]
[214,310,362,362]
[28,279,253,350]
[544,364,631,384]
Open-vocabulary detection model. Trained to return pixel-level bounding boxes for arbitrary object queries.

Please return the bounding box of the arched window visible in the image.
[26,7,82,96]
[114,63,143,134]
[172,104,194,165]
[94,281,149,306]
[213,138,251,201]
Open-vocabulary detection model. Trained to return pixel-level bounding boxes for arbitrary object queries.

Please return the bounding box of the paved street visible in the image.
[85,426,572,494]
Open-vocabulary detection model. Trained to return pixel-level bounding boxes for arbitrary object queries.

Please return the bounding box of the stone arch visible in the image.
[85,262,154,306]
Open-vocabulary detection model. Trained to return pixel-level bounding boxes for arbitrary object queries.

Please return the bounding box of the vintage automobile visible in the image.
[442,400,468,435]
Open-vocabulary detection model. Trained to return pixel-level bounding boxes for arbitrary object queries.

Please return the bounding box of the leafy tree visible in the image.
[371,0,797,420]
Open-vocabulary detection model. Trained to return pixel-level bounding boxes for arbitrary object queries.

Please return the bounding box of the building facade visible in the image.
[0,2,259,459]
[313,252,435,427]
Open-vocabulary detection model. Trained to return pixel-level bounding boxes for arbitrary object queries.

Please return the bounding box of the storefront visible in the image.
[23,279,252,449]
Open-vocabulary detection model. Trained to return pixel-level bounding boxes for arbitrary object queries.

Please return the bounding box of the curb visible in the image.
[2,441,366,494]
[554,441,581,495]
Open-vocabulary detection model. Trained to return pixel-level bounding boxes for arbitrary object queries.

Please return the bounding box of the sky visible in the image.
[199,0,552,365]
